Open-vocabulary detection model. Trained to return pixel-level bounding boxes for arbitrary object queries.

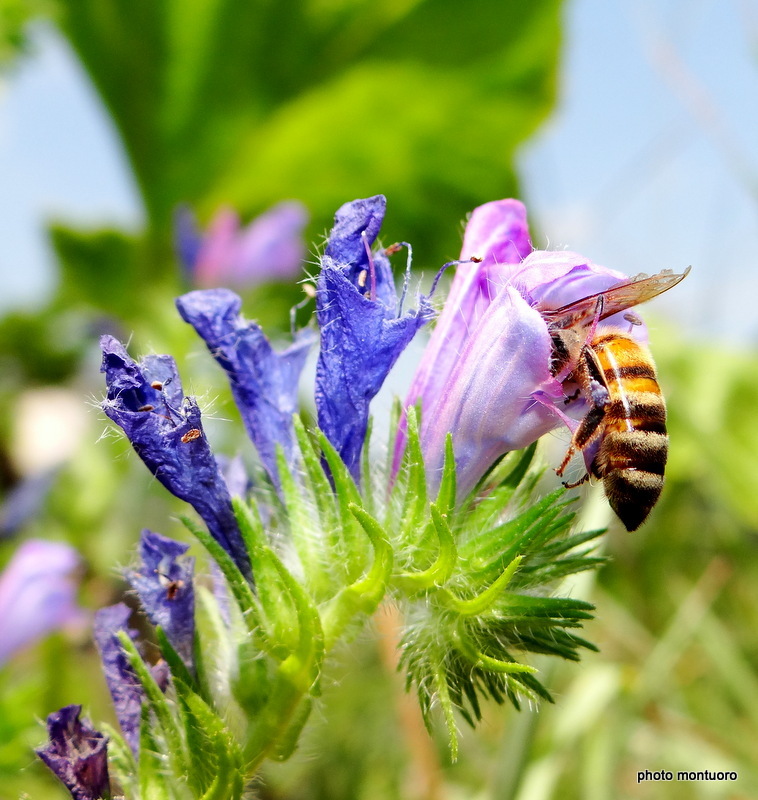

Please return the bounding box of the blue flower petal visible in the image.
[100,335,252,580]
[316,197,433,480]
[176,289,315,486]
[36,704,110,800]
[125,530,195,669]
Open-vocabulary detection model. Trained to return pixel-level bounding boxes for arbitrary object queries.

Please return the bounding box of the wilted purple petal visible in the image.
[0,539,86,665]
[176,202,308,289]
[397,200,532,470]
[93,603,144,754]
[316,196,433,480]
[176,289,314,486]
[125,530,195,669]
[100,335,252,580]
[36,704,110,800]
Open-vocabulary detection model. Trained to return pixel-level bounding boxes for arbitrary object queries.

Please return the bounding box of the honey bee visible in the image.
[541,267,690,531]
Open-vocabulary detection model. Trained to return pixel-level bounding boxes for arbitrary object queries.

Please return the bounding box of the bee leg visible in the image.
[562,472,590,489]
[586,295,605,343]
[556,402,607,477]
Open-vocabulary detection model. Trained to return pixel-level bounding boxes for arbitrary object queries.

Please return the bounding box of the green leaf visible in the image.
[51,0,562,271]
[180,515,259,634]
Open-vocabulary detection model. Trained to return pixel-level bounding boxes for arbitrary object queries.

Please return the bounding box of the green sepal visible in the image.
[316,429,366,580]
[117,632,189,779]
[270,697,313,762]
[397,503,457,591]
[398,407,428,541]
[438,555,523,616]
[276,444,330,599]
[194,585,233,702]
[360,416,376,517]
[233,638,272,716]
[267,551,325,693]
[180,515,260,635]
[435,434,457,518]
[138,702,173,800]
[461,443,538,527]
[175,679,246,800]
[452,622,537,675]
[155,626,196,692]
[459,488,566,583]
[292,415,340,538]
[321,504,393,649]
[100,723,137,798]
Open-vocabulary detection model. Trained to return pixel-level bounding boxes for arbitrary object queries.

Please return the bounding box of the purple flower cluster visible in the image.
[40,194,649,796]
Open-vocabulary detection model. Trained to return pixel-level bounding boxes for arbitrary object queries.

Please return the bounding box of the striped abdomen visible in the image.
[590,331,668,531]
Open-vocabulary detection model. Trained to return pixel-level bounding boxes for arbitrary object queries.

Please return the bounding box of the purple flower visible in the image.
[125,530,195,669]
[396,199,532,469]
[100,335,252,580]
[176,289,315,486]
[175,201,308,288]
[36,705,110,800]
[93,603,144,755]
[315,195,434,481]
[0,539,85,665]
[405,199,639,497]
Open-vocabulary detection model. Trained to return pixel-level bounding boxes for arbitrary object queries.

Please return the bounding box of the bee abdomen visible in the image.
[595,430,668,531]
[606,391,667,434]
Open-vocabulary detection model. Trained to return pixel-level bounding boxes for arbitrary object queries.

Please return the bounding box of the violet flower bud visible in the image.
[125,530,195,669]
[36,704,110,800]
[0,539,85,665]
[175,201,308,288]
[315,195,433,480]
[176,289,314,486]
[100,336,252,580]
[93,603,144,755]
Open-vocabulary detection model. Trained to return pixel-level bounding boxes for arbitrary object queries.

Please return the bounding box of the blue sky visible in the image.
[1,0,757,343]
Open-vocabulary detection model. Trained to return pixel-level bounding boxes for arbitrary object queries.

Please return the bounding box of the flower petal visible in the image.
[176,289,314,486]
[397,199,532,471]
[125,530,195,669]
[316,197,433,480]
[421,287,563,496]
[100,335,252,580]
[36,704,110,800]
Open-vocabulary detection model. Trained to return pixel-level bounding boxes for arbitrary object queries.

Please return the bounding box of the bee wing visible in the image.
[542,266,691,330]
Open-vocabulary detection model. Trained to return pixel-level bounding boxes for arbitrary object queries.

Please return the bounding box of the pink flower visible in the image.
[0,539,85,665]
[175,201,308,288]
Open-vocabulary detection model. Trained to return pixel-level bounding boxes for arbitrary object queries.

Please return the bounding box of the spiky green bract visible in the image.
[388,410,604,757]
[103,408,604,793]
